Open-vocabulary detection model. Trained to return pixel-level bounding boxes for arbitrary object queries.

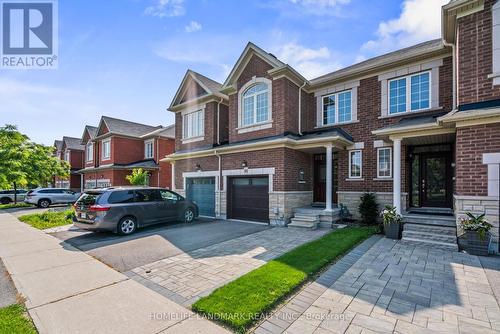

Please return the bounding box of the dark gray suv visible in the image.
[73,187,199,235]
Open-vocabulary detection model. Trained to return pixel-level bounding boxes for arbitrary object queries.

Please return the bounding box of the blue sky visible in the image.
[1,0,447,145]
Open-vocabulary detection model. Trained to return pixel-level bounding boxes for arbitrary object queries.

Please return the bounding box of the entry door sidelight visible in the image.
[421,153,452,208]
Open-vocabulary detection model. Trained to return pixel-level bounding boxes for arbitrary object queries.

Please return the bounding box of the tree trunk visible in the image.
[13,182,17,204]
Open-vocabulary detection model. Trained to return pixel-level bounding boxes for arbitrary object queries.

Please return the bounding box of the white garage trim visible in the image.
[222,168,275,192]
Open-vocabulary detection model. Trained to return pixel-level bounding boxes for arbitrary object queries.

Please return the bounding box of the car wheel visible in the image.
[117,217,137,235]
[38,199,51,208]
[183,208,195,223]
[0,198,11,205]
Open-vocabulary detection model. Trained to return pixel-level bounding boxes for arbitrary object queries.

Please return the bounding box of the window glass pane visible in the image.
[410,72,430,111]
[233,178,250,185]
[389,78,406,114]
[350,151,361,178]
[251,178,268,185]
[184,110,203,138]
[108,190,135,204]
[134,189,161,202]
[160,190,178,201]
[243,83,267,97]
[256,92,268,122]
[338,91,351,123]
[323,95,335,125]
[243,96,254,126]
[378,148,391,177]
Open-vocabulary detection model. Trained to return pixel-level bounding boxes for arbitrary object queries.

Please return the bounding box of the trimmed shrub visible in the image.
[359,192,379,224]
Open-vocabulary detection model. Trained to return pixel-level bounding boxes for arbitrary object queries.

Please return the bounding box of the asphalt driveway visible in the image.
[50,220,269,272]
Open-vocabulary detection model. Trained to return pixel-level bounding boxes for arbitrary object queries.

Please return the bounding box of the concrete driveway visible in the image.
[50,220,269,272]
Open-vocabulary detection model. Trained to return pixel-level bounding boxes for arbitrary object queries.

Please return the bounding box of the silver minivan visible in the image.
[73,187,199,235]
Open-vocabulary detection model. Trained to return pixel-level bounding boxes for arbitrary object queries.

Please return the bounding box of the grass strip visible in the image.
[0,203,32,210]
[192,226,376,332]
[18,209,75,230]
[0,304,37,334]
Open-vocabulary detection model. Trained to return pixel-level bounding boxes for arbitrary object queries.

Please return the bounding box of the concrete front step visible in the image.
[293,214,320,221]
[402,230,457,244]
[400,237,459,251]
[403,223,457,236]
[403,214,456,227]
[288,220,318,230]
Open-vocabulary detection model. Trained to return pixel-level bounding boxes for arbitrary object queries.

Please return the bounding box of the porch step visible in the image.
[403,214,456,227]
[293,214,320,222]
[402,230,457,244]
[403,223,456,236]
[400,237,459,252]
[288,219,319,230]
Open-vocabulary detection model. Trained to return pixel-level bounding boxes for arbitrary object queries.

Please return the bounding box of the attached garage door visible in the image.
[229,176,269,223]
[186,177,215,217]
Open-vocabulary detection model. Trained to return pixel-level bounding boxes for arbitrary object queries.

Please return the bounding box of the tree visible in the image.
[0,125,70,203]
[126,168,150,186]
[358,192,379,225]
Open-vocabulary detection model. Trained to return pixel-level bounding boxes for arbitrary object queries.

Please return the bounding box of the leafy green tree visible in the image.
[0,125,70,203]
[126,168,150,186]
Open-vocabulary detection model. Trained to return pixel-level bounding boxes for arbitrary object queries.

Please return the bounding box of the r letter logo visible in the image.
[1,0,58,69]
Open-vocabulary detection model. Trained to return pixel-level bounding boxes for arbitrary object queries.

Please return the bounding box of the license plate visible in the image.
[80,212,87,219]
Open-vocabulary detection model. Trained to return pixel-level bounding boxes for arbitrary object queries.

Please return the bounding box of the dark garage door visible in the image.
[186,177,215,217]
[229,176,269,223]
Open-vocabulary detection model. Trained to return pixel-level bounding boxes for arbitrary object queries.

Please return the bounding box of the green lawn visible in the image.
[0,203,32,210]
[0,304,37,334]
[18,209,75,230]
[192,226,376,332]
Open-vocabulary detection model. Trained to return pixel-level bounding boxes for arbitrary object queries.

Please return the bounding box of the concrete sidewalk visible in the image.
[0,213,229,334]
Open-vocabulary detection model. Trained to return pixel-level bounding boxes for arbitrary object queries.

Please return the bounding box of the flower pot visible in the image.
[384,222,401,239]
[465,231,490,256]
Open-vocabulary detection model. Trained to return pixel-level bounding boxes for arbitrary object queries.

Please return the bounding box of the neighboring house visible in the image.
[164,0,500,251]
[53,137,85,191]
[79,116,175,189]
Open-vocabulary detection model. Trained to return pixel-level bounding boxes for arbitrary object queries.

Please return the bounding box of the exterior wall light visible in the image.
[195,164,202,172]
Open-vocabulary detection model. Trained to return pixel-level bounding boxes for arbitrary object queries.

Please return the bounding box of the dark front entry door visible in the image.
[421,153,452,207]
[313,154,338,204]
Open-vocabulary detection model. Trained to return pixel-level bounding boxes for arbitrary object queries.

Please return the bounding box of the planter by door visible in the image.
[384,222,401,239]
[465,231,490,256]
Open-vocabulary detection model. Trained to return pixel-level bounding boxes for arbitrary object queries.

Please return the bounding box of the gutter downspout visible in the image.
[442,39,457,111]
[214,150,222,219]
[156,136,160,187]
[217,97,224,145]
[298,81,307,136]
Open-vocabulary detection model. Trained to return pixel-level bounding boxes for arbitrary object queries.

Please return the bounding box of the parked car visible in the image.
[0,189,28,204]
[24,188,81,208]
[73,187,199,235]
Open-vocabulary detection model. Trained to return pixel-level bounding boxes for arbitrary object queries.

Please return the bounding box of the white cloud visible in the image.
[185,21,202,33]
[279,0,351,16]
[274,42,342,79]
[361,0,448,57]
[145,0,185,18]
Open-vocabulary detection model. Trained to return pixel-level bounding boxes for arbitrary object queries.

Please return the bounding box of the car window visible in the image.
[160,190,179,202]
[134,189,162,202]
[63,190,75,194]
[39,189,63,194]
[77,192,102,206]
[107,190,135,204]
[17,190,27,194]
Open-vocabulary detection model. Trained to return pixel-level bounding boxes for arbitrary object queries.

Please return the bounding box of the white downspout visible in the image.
[214,150,222,219]
[217,98,223,145]
[298,81,307,135]
[156,136,160,187]
[442,39,457,111]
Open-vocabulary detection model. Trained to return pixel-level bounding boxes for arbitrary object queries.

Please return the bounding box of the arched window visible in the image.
[242,83,269,126]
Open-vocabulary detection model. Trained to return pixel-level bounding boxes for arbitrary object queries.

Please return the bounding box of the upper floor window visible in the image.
[183,109,204,139]
[322,90,352,126]
[389,71,430,114]
[86,143,93,162]
[102,139,111,160]
[64,151,70,162]
[242,83,269,126]
[144,140,154,159]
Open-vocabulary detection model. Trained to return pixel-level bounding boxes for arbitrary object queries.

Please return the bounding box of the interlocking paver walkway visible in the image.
[127,227,329,306]
[255,237,500,334]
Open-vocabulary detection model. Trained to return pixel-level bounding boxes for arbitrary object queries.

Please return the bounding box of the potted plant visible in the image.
[381,205,402,239]
[460,212,492,256]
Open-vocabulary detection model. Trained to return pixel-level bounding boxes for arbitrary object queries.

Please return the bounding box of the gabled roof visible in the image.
[81,125,98,144]
[95,116,162,139]
[53,140,63,151]
[62,136,85,151]
[141,124,175,139]
[169,70,227,110]
[221,42,285,90]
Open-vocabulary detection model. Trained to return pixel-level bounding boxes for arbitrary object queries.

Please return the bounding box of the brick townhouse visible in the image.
[79,116,175,189]
[53,137,85,191]
[164,0,500,251]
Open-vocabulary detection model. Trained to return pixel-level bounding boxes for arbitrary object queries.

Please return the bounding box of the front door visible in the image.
[313,154,338,204]
[421,153,452,208]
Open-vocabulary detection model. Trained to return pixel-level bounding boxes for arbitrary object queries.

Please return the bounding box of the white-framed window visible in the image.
[86,143,93,162]
[64,150,70,162]
[349,150,362,179]
[242,83,269,126]
[144,139,154,159]
[322,90,352,126]
[102,139,111,160]
[389,71,430,114]
[183,109,204,139]
[377,147,392,178]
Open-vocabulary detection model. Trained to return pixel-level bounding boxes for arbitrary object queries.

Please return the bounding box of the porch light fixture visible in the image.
[298,169,305,182]
[241,160,248,168]
[195,164,202,172]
